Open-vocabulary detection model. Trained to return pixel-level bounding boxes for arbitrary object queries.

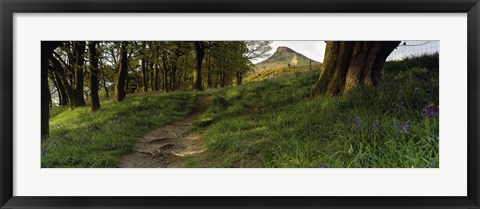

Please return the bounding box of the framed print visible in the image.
[1,0,479,208]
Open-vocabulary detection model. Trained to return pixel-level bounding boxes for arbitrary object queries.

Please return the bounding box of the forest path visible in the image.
[117,95,208,168]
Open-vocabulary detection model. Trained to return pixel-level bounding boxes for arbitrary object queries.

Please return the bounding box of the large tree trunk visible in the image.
[193,41,205,91]
[114,41,128,102]
[312,41,400,96]
[73,41,87,106]
[41,41,62,138]
[88,41,101,111]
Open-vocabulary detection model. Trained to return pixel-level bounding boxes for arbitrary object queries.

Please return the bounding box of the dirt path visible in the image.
[117,96,208,168]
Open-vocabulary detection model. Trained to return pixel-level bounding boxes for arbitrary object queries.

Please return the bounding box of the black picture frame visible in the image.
[1,0,479,208]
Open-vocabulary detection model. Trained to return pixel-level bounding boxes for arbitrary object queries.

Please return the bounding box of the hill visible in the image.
[253,46,321,73]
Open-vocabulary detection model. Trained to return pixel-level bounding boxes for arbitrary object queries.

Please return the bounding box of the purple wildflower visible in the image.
[372,120,380,128]
[353,115,362,131]
[427,159,436,168]
[402,120,410,133]
[41,148,46,157]
[320,164,328,168]
[397,101,405,109]
[421,103,439,119]
[372,120,380,136]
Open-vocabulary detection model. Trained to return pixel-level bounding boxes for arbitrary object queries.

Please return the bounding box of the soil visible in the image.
[117,96,208,168]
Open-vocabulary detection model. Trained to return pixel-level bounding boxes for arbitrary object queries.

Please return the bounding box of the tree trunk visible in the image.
[101,70,109,98]
[41,41,62,138]
[49,72,61,105]
[236,71,243,85]
[142,59,148,92]
[162,54,169,92]
[114,41,128,102]
[183,56,188,90]
[52,71,68,106]
[88,41,101,111]
[207,54,213,89]
[73,41,87,106]
[193,41,205,91]
[170,64,177,91]
[312,41,400,97]
[149,62,154,91]
[50,58,75,109]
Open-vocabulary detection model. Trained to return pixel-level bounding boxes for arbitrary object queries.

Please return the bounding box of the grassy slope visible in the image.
[188,54,439,168]
[245,64,322,82]
[42,92,195,168]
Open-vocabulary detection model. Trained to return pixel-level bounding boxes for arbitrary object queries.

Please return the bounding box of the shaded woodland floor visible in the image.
[43,54,439,168]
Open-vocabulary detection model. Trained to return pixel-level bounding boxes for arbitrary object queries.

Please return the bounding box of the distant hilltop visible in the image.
[253,46,321,73]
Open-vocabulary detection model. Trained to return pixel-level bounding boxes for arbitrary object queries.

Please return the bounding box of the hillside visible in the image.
[43,54,439,168]
[188,54,439,168]
[253,46,321,73]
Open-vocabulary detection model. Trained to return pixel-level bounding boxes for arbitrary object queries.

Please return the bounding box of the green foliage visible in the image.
[187,54,439,168]
[42,92,195,168]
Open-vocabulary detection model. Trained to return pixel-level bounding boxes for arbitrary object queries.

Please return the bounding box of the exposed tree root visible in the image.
[157,143,176,151]
[145,137,172,144]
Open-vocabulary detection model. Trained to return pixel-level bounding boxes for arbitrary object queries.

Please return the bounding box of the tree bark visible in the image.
[161,53,169,92]
[88,41,101,111]
[73,41,87,106]
[312,41,400,97]
[206,54,213,89]
[52,71,68,106]
[170,64,177,91]
[236,71,243,86]
[114,41,128,102]
[142,59,148,92]
[149,62,154,91]
[193,41,205,91]
[153,47,160,91]
[49,56,76,109]
[101,70,109,98]
[41,41,62,138]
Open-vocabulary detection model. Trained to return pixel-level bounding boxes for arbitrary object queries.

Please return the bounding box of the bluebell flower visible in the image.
[427,159,436,168]
[421,103,439,119]
[397,101,405,109]
[402,120,410,134]
[372,120,380,136]
[353,115,362,131]
[320,164,328,168]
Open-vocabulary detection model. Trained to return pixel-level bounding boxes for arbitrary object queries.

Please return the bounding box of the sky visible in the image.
[251,41,326,64]
[250,40,440,64]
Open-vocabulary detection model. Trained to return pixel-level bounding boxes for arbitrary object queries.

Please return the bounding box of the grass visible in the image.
[186,53,439,168]
[42,92,195,168]
[44,54,439,168]
[245,64,322,82]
